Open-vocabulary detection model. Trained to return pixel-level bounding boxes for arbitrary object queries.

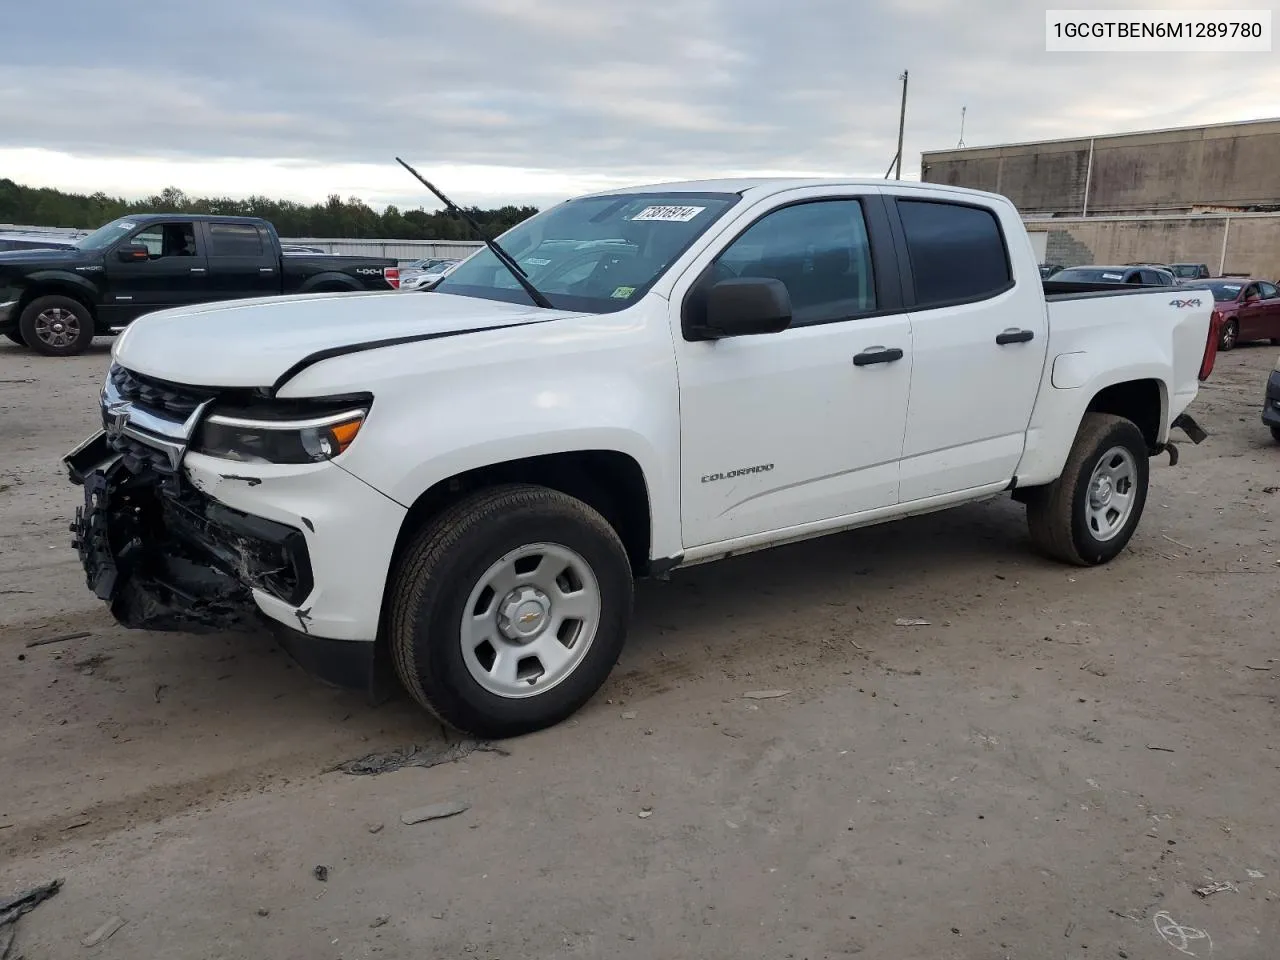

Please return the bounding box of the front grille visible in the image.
[108,364,216,419]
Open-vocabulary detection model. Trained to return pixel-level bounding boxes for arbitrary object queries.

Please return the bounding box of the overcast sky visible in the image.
[2,0,1278,213]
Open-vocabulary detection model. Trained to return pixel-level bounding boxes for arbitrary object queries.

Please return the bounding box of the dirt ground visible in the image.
[2,336,1278,960]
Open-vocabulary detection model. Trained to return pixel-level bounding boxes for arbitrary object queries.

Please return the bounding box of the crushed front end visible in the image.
[65,365,314,633]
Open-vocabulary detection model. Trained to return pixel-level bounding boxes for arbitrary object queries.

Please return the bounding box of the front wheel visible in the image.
[18,295,95,357]
[1219,318,1239,351]
[1025,413,1150,566]
[386,484,633,738]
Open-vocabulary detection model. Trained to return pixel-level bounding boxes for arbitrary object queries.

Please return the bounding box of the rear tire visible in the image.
[18,295,95,357]
[387,483,633,738]
[4,330,26,346]
[1271,426,1280,444]
[1025,413,1150,566]
[1219,318,1238,351]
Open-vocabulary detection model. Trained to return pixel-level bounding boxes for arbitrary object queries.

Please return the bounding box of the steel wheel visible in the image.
[32,306,82,350]
[459,542,601,699]
[1085,445,1138,542]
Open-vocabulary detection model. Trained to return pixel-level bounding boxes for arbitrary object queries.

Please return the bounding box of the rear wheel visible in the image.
[1219,318,1239,351]
[18,295,95,357]
[4,330,26,346]
[1025,413,1150,566]
[387,484,633,738]
[1271,426,1280,444]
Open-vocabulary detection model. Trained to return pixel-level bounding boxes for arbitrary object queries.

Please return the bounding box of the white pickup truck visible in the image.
[64,178,1217,738]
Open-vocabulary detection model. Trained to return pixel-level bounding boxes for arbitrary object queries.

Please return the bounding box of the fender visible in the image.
[16,269,103,309]
[296,271,362,294]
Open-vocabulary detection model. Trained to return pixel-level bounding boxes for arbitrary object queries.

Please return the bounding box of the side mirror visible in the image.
[116,243,150,262]
[692,277,792,340]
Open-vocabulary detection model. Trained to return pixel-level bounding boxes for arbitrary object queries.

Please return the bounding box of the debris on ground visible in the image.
[621,711,637,720]
[371,915,389,928]
[742,690,791,700]
[367,822,384,834]
[256,908,270,917]
[638,807,653,819]
[0,878,63,956]
[894,618,931,627]
[1193,879,1236,898]
[1146,745,1176,753]
[1247,869,1265,879]
[401,801,470,825]
[82,916,127,947]
[313,865,329,882]
[329,740,509,777]
[24,631,91,649]
[1161,535,1194,551]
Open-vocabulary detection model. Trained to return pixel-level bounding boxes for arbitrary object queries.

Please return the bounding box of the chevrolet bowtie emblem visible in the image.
[104,399,132,440]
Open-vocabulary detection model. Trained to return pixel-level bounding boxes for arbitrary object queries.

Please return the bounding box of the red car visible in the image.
[1191,278,1280,350]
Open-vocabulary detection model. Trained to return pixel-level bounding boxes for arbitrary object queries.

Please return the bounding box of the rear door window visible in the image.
[208,222,265,257]
[895,199,1012,308]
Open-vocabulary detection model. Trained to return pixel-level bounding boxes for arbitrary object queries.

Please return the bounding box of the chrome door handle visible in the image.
[189,267,206,274]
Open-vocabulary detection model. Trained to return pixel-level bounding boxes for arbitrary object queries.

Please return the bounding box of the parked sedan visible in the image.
[1184,278,1280,350]
[400,259,460,291]
[1051,265,1177,286]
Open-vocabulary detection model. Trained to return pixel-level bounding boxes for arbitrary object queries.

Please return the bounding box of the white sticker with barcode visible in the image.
[630,205,706,223]
[524,258,551,266]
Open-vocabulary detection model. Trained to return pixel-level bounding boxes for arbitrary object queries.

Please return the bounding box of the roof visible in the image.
[118,213,269,224]
[579,177,1007,202]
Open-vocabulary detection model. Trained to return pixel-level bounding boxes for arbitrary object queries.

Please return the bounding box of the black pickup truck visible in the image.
[0,214,400,356]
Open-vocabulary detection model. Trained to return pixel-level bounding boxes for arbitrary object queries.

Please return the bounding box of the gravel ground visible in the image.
[1,336,1278,959]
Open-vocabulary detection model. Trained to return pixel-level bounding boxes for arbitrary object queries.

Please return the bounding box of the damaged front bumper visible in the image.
[66,431,314,633]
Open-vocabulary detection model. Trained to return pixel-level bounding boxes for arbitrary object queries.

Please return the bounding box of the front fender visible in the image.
[283,310,683,561]
[14,269,102,307]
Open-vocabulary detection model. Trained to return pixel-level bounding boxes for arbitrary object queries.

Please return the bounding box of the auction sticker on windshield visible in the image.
[631,205,706,222]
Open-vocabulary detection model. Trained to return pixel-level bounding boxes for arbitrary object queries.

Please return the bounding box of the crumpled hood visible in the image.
[113,290,574,388]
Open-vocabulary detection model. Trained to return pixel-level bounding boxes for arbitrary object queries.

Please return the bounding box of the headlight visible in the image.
[192,399,371,464]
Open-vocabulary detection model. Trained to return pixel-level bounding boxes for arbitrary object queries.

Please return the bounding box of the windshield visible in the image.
[1171,264,1203,278]
[433,192,740,312]
[1052,268,1132,283]
[1188,281,1244,301]
[75,217,140,251]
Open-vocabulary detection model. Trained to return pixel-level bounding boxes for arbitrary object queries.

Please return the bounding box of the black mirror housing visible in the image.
[116,243,149,262]
[690,277,792,341]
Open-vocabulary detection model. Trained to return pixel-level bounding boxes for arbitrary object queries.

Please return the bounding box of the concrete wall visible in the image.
[922,118,1280,216]
[1027,213,1280,277]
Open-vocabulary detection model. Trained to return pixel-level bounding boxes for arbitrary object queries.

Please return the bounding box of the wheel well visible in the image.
[390,450,653,577]
[1086,379,1163,450]
[17,285,97,324]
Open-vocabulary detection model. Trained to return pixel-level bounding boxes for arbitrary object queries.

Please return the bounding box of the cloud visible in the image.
[1,0,1277,208]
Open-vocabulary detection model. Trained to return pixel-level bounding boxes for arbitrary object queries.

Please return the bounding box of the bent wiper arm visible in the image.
[395,157,554,309]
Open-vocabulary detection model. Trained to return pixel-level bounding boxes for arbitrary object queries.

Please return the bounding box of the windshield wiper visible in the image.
[395,157,554,309]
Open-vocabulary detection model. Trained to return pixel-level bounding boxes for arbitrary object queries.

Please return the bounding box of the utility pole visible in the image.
[894,70,908,180]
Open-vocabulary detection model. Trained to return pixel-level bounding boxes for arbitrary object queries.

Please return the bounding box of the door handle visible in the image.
[189,267,206,274]
[996,328,1034,345]
[852,346,904,366]
[259,267,274,273]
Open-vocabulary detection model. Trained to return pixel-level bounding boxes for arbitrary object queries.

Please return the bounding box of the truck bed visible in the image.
[1043,280,1187,301]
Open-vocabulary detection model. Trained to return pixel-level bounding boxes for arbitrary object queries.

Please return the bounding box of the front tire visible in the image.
[387,484,633,738]
[1271,426,1280,444]
[18,295,95,357]
[1219,318,1239,351]
[1025,413,1150,566]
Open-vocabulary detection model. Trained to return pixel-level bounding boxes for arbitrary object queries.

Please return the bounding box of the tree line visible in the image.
[0,178,540,240]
